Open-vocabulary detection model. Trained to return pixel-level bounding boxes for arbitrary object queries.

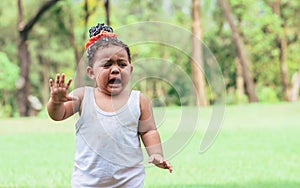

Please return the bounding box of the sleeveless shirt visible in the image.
[71,87,145,188]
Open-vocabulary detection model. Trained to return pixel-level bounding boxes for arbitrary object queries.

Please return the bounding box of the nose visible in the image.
[111,64,120,74]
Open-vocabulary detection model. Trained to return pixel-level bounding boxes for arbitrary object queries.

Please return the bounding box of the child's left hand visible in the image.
[148,154,173,173]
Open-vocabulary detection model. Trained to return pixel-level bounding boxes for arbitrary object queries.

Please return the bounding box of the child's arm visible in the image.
[139,93,173,173]
[47,73,81,121]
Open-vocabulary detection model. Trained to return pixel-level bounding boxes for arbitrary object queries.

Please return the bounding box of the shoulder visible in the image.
[69,87,89,109]
[70,87,85,100]
[139,92,150,107]
[69,87,93,113]
[139,92,153,119]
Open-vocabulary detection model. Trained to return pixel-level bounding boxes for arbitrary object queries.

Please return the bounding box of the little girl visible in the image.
[47,23,172,187]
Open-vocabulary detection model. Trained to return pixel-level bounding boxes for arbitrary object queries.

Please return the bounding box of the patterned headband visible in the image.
[85,30,117,49]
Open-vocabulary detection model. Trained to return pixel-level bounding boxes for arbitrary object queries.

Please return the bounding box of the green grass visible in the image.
[0,102,300,188]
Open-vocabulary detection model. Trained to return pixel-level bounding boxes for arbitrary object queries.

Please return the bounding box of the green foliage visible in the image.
[257,86,280,103]
[0,1,18,60]
[0,52,19,90]
[211,0,300,102]
[0,0,300,116]
[0,52,19,117]
[226,90,249,104]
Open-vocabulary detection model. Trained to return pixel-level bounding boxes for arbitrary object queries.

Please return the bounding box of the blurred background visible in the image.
[1,1,300,188]
[1,0,299,117]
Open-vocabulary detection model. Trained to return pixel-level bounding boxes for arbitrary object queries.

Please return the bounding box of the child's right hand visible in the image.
[49,73,77,104]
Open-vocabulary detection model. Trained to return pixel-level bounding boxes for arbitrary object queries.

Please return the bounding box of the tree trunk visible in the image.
[271,0,291,101]
[104,0,110,26]
[280,23,290,100]
[235,57,245,99]
[38,54,50,105]
[156,81,166,106]
[17,0,59,116]
[218,0,258,102]
[290,68,300,102]
[191,0,209,106]
[16,34,31,116]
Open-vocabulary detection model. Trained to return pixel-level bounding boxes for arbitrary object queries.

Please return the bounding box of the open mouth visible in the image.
[108,78,122,85]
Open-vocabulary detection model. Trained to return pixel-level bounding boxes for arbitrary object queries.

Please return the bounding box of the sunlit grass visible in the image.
[0,102,300,188]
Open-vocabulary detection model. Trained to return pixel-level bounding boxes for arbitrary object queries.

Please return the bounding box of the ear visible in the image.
[130,64,133,75]
[87,66,95,79]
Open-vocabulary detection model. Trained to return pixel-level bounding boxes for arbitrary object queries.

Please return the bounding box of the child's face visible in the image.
[87,45,133,96]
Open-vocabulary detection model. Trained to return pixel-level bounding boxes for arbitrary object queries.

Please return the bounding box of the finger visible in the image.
[61,73,65,87]
[65,78,72,90]
[162,161,172,170]
[163,161,172,173]
[56,73,60,86]
[49,79,54,88]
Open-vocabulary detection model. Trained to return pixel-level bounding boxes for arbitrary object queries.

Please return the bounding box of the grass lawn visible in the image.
[0,102,300,188]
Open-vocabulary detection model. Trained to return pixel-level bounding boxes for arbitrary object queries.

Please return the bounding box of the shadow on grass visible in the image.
[148,181,300,188]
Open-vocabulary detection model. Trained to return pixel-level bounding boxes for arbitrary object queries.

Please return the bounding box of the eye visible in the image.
[103,62,112,68]
[118,60,128,67]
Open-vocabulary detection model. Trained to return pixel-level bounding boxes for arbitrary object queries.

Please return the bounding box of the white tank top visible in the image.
[72,87,145,188]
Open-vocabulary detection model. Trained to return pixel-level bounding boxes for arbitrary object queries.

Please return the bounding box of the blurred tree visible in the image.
[264,0,300,101]
[31,0,76,104]
[0,52,19,117]
[0,0,299,115]
[269,0,290,101]
[290,67,300,101]
[218,0,258,102]
[104,0,110,25]
[17,0,59,116]
[191,0,209,106]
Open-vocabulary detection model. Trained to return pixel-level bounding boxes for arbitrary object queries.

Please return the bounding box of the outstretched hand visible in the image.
[49,73,77,104]
[148,154,173,173]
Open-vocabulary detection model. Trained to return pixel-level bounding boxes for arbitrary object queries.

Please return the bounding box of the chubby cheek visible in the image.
[123,67,133,79]
[122,75,130,85]
[121,72,132,85]
[95,71,108,86]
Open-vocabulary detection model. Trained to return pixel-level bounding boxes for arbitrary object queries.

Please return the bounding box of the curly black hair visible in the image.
[86,23,131,66]
[88,23,113,37]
